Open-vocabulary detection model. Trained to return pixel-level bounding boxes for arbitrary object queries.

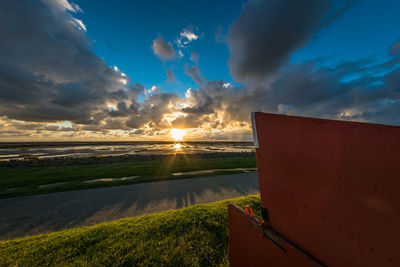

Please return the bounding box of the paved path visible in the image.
[0,172,259,240]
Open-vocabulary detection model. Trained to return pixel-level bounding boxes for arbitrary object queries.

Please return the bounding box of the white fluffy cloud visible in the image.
[176,28,199,48]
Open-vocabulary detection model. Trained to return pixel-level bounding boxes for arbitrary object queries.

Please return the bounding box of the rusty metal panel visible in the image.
[252,112,400,266]
[228,204,322,266]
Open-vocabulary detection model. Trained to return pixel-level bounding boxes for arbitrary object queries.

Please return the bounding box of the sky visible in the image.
[0,0,399,141]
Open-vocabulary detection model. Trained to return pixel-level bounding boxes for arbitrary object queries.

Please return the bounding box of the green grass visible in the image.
[0,195,261,266]
[0,157,256,198]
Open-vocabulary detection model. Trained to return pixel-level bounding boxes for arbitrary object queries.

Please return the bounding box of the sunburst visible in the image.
[170,128,186,141]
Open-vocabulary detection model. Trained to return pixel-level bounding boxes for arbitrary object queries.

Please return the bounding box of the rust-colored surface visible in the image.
[253,112,400,266]
[228,204,321,267]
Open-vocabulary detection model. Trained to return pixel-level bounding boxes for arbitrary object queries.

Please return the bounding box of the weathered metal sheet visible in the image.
[252,112,400,266]
[228,204,322,266]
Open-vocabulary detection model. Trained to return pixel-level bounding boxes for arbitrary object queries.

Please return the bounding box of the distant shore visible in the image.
[0,141,253,149]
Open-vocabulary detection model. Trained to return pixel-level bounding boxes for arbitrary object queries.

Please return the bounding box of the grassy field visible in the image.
[0,156,256,198]
[0,195,261,266]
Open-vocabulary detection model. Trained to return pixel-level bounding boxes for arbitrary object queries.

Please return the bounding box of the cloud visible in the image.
[72,18,87,31]
[227,0,330,81]
[165,31,400,131]
[181,29,198,41]
[126,92,180,130]
[176,27,199,48]
[170,114,203,128]
[41,0,82,13]
[0,0,134,125]
[205,55,400,126]
[144,85,160,95]
[151,38,175,61]
[181,88,214,115]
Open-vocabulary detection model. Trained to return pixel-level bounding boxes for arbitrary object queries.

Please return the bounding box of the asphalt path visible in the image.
[0,172,259,240]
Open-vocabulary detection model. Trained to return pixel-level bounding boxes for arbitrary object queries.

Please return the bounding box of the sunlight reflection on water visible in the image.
[0,142,254,161]
[173,143,182,150]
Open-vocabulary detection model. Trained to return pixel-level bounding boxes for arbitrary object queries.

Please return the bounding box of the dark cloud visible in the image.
[138,92,180,127]
[151,38,175,61]
[52,82,93,108]
[181,88,214,115]
[0,0,130,124]
[107,101,131,117]
[227,0,330,81]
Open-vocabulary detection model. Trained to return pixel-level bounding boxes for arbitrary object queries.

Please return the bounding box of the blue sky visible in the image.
[0,0,399,141]
[74,0,244,96]
[291,0,400,65]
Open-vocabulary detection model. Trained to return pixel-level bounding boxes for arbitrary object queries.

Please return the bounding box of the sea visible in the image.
[0,142,255,161]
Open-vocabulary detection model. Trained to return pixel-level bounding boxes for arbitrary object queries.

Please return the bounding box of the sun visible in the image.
[170,128,186,141]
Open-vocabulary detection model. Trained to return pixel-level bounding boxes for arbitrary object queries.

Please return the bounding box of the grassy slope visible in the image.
[0,195,261,266]
[0,157,256,198]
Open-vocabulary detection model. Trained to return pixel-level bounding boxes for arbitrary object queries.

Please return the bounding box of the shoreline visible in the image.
[0,141,253,149]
